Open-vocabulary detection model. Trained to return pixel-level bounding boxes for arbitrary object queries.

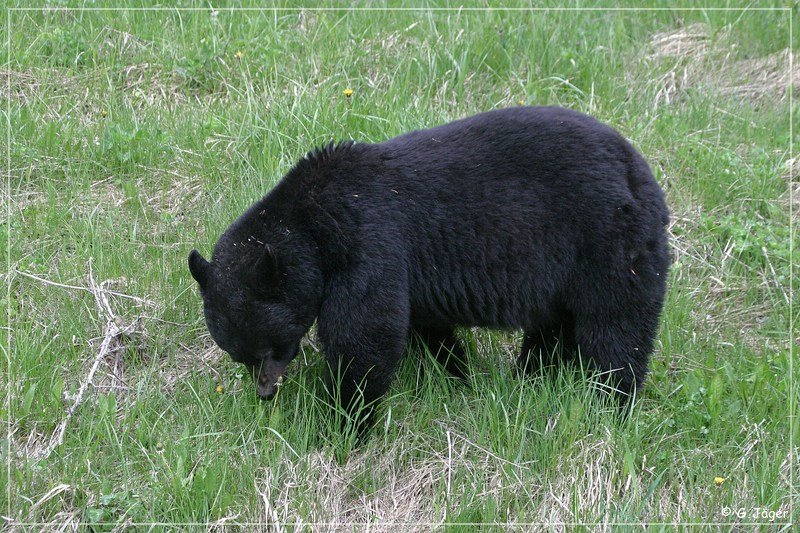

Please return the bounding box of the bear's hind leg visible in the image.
[411,325,469,379]
[517,317,576,377]
[572,311,658,406]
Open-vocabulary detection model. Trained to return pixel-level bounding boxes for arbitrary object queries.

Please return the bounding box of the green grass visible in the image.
[2,1,797,529]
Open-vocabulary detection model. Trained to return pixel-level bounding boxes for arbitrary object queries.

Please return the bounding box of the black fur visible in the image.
[189,106,670,428]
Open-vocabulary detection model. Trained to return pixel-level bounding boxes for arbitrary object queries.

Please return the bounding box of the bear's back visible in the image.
[231,107,669,329]
[361,107,669,327]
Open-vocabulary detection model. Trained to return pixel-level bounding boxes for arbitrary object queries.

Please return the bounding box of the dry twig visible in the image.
[28,259,143,461]
[15,268,153,306]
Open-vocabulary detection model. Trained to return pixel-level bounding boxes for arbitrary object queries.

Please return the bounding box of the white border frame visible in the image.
[4,4,794,529]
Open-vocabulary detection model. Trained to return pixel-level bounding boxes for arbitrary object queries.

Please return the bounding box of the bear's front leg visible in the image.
[317,269,410,437]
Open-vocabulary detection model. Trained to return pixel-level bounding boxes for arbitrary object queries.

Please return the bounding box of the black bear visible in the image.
[189,106,670,429]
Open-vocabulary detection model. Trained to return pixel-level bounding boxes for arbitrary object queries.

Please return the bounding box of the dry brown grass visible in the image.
[239,423,798,531]
[1,61,199,123]
[650,23,711,59]
[4,484,81,532]
[247,426,538,532]
[665,192,790,356]
[781,156,798,224]
[645,23,797,108]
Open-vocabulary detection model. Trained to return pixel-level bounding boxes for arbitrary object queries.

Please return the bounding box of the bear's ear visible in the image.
[188,249,210,288]
[252,244,281,287]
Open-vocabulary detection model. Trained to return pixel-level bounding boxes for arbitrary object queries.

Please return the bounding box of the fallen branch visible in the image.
[14,268,153,306]
[30,259,142,461]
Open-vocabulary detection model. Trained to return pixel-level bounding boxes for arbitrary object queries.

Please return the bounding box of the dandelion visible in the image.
[215,385,224,394]
[101,109,108,118]
[714,476,725,486]
[344,88,354,98]
[235,50,244,60]
[518,99,525,106]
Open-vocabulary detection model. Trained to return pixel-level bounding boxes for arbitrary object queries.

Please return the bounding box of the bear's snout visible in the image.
[257,383,277,401]
[252,359,288,401]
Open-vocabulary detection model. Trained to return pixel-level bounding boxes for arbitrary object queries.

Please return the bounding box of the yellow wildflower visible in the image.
[344,88,354,98]
[215,385,224,394]
[714,476,725,486]
[101,109,108,118]
[235,50,244,59]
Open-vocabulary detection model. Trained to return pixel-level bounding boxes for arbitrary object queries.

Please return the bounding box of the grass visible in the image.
[2,1,797,529]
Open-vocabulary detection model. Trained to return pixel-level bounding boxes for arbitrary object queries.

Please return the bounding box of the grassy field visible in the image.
[2,1,797,530]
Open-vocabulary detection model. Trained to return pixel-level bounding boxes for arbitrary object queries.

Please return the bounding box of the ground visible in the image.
[1,1,796,530]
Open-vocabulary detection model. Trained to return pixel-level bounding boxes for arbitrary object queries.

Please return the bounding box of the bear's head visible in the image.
[188,242,320,400]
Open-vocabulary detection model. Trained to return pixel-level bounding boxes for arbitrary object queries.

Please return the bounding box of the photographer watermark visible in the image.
[720,506,789,522]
